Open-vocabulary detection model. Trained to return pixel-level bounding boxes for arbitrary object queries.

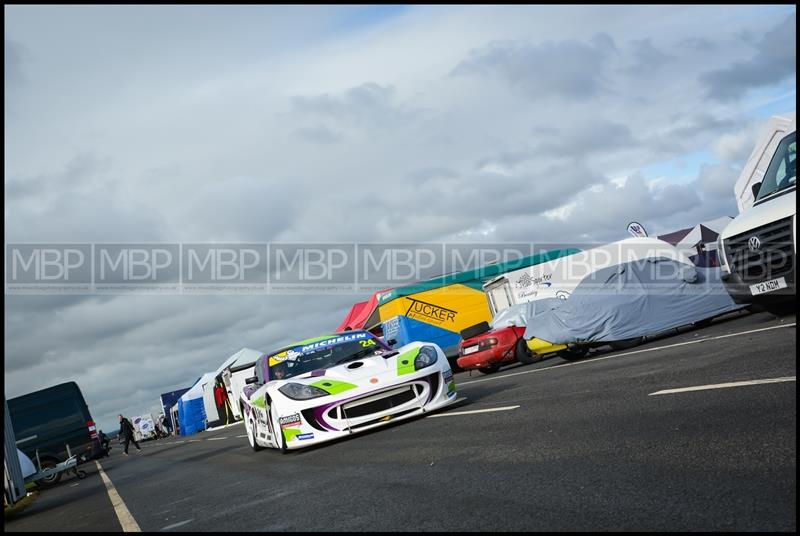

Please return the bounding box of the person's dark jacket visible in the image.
[119,417,135,439]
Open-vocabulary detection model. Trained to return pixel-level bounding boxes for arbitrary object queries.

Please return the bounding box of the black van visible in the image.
[8,381,103,485]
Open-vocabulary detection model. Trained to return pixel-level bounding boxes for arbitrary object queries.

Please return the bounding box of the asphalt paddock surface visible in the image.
[6,310,796,532]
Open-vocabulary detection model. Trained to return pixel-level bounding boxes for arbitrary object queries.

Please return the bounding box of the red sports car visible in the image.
[457,323,540,374]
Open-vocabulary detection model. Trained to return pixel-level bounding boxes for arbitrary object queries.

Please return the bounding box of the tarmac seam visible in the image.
[95,461,142,532]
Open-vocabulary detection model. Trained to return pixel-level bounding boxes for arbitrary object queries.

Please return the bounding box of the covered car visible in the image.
[516,258,744,358]
[239,330,457,451]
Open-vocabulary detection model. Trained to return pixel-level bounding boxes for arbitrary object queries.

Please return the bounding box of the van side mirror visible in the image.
[245,376,258,385]
[751,181,761,199]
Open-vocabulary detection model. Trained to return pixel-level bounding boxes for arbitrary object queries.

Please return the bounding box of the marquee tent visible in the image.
[657,216,733,267]
[207,348,264,428]
[336,290,387,332]
[177,373,215,436]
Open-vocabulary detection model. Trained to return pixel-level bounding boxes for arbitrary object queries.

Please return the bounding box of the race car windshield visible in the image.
[268,337,388,380]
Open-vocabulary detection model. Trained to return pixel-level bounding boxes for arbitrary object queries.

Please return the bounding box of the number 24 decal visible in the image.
[359,339,377,347]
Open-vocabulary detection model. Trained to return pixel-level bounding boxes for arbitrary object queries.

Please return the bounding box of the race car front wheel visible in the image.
[271,405,289,455]
[247,416,263,452]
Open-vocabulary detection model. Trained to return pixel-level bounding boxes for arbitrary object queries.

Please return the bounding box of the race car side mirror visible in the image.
[386,339,397,346]
[245,376,258,385]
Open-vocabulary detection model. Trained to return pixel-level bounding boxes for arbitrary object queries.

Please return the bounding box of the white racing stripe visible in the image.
[428,405,519,418]
[95,461,141,532]
[649,376,796,396]
[458,322,796,388]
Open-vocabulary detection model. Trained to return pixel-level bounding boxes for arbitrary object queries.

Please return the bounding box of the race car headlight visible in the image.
[278,383,329,400]
[414,345,439,370]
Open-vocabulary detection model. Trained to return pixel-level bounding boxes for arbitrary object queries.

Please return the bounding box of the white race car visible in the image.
[239,330,457,451]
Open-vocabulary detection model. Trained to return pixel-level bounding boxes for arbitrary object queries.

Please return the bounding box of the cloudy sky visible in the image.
[4,5,796,431]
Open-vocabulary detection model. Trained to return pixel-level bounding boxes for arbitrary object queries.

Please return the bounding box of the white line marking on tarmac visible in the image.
[207,437,227,440]
[236,435,248,438]
[428,405,519,418]
[95,461,141,532]
[160,519,194,531]
[458,322,796,388]
[649,376,796,396]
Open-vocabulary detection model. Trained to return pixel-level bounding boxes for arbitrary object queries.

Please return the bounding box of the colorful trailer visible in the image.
[378,248,580,364]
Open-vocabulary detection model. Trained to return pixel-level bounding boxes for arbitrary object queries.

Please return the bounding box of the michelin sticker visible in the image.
[299,332,369,353]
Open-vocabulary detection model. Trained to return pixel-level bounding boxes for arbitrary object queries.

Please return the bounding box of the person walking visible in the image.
[118,414,142,455]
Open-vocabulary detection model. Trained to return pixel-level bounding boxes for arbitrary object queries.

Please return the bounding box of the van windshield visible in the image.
[756,131,796,202]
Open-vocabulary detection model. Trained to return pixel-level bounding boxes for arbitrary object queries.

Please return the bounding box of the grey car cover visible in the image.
[501,259,744,344]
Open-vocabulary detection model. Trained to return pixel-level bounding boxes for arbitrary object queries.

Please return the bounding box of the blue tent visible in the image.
[159,388,189,432]
[177,373,214,436]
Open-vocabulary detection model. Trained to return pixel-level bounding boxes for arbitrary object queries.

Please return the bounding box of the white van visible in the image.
[718,116,796,314]
[483,237,693,316]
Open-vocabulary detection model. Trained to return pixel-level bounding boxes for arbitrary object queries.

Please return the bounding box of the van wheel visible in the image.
[516,338,543,365]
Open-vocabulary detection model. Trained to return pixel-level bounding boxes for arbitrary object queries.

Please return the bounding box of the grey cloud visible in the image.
[700,15,796,101]
[174,175,297,242]
[290,82,416,129]
[535,119,638,156]
[646,113,741,157]
[4,39,27,88]
[491,173,706,245]
[677,37,715,51]
[696,162,740,197]
[430,159,608,220]
[451,33,618,100]
[6,153,106,200]
[477,119,638,171]
[625,39,674,75]
[407,166,458,182]
[294,125,343,144]
[475,149,531,172]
